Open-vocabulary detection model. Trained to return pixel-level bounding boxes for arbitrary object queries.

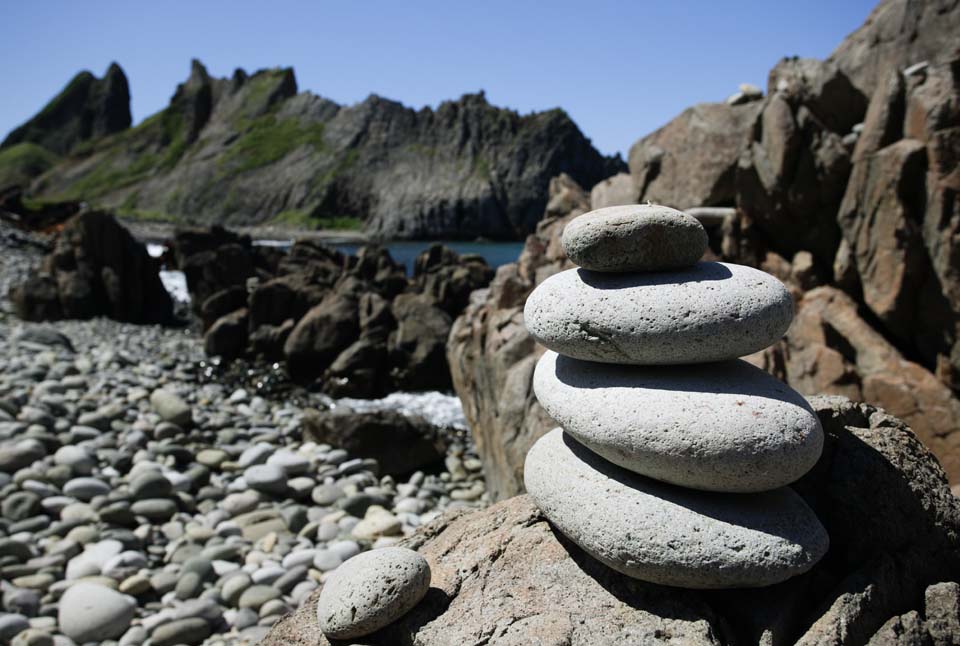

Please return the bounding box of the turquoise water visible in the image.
[333,241,525,275]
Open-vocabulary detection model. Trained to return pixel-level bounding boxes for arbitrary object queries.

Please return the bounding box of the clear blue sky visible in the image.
[2,0,876,157]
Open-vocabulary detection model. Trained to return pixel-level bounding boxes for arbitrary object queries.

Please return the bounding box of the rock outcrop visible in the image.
[627,101,762,210]
[0,63,131,156]
[449,169,960,497]
[827,0,960,98]
[8,211,174,324]
[174,228,493,396]
[262,396,960,645]
[17,60,622,239]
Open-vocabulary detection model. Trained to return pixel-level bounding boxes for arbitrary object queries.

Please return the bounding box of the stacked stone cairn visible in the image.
[522,204,830,588]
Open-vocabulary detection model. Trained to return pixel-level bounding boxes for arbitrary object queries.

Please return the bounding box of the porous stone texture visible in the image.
[315,547,430,640]
[524,429,829,589]
[560,204,708,272]
[533,351,823,492]
[524,262,793,365]
[57,582,136,642]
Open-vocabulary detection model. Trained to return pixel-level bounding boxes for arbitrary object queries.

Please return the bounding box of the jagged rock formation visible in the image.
[0,63,130,156]
[171,227,494,396]
[8,211,173,324]
[826,0,960,98]
[262,396,960,645]
[9,60,622,239]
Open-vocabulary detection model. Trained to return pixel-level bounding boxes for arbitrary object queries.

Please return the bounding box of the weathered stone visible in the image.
[525,429,829,588]
[524,262,793,365]
[561,204,707,272]
[534,351,823,492]
[316,547,430,639]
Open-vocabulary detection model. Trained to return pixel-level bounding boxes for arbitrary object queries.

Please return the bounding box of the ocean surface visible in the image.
[150,240,524,302]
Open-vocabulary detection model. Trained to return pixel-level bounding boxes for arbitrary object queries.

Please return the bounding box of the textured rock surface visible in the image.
[534,351,823,492]
[316,547,430,639]
[627,101,762,209]
[0,63,130,156]
[561,204,707,272]
[8,211,174,324]
[525,262,793,365]
[24,61,622,239]
[827,0,960,97]
[525,428,829,588]
[263,395,960,645]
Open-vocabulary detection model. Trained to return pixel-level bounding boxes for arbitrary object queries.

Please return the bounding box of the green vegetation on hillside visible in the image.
[221,115,326,175]
[0,143,60,187]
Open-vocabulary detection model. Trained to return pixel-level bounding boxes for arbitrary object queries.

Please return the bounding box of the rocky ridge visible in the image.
[4,60,622,239]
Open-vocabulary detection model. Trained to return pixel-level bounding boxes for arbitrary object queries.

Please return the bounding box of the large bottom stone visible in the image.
[524,429,829,589]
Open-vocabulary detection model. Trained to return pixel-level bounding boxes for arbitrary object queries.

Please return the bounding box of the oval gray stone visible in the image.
[524,429,829,589]
[316,546,430,640]
[524,262,793,364]
[58,582,136,642]
[561,204,708,272]
[533,351,823,492]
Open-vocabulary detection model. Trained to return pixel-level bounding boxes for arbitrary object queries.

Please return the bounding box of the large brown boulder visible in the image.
[835,58,960,379]
[764,286,960,482]
[9,211,174,324]
[827,0,960,98]
[263,396,960,645]
[735,58,862,269]
[627,101,761,210]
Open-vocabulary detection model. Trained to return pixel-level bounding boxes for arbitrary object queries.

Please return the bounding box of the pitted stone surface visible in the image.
[524,429,829,589]
[533,351,823,492]
[316,546,431,639]
[523,262,793,365]
[562,204,708,272]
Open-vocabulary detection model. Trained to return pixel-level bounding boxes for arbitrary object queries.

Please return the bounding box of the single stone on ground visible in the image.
[57,582,136,642]
[316,546,431,639]
[150,389,193,427]
[561,204,708,272]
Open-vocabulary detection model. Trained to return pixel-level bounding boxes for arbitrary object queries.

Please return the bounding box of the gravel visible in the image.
[0,230,489,645]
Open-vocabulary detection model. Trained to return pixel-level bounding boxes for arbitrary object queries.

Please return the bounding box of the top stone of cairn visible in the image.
[561,204,708,272]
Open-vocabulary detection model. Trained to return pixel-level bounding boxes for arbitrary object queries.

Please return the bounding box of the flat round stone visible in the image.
[562,204,708,272]
[533,351,823,492]
[524,429,829,589]
[524,262,793,364]
[316,546,430,640]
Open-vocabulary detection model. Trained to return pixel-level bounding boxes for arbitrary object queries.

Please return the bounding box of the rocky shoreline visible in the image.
[0,232,488,646]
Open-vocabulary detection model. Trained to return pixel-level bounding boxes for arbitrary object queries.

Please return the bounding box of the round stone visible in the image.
[57,582,136,642]
[316,547,431,640]
[244,465,287,495]
[533,351,824,492]
[150,389,193,427]
[150,618,211,646]
[524,262,793,365]
[561,204,708,272]
[62,477,110,502]
[524,429,829,589]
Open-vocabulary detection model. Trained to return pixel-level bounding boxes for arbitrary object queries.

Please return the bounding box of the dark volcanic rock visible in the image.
[9,211,174,324]
[263,396,960,645]
[301,408,447,476]
[26,60,622,239]
[0,63,131,156]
